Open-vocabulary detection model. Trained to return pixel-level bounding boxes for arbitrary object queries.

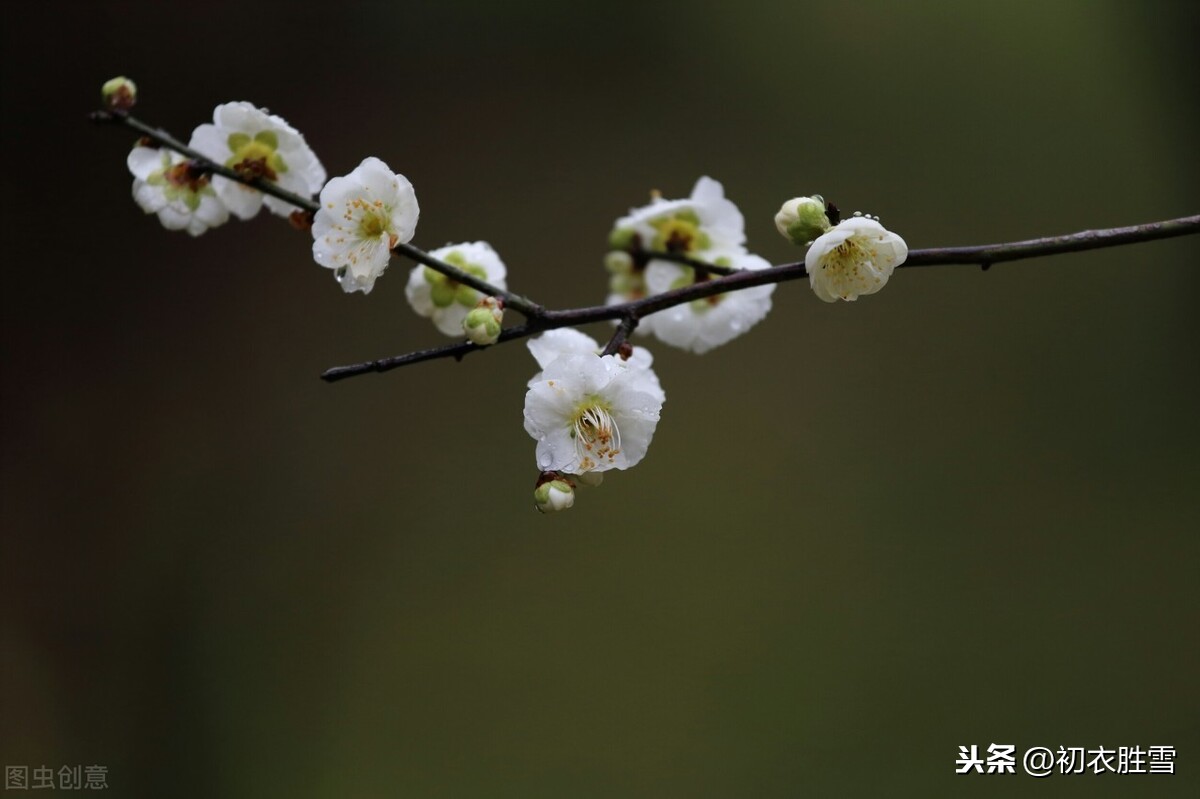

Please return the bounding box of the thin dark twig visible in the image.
[601,316,640,356]
[900,215,1200,269]
[320,214,1199,381]
[640,250,737,276]
[93,109,543,317]
[320,323,542,381]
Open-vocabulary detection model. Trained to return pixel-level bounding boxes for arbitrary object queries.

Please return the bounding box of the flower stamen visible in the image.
[571,402,622,468]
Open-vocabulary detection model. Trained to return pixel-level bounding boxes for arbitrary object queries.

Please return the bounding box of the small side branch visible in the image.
[321,323,542,382]
[601,316,640,356]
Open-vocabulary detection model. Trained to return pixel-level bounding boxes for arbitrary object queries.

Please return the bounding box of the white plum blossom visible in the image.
[406,242,507,336]
[806,216,908,302]
[642,253,776,354]
[189,101,326,220]
[526,329,664,403]
[127,146,229,236]
[312,157,419,294]
[524,352,663,475]
[605,177,748,335]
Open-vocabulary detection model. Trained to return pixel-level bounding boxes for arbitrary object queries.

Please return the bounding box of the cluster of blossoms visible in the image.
[775,196,909,302]
[129,99,326,238]
[605,177,776,354]
[111,78,909,513]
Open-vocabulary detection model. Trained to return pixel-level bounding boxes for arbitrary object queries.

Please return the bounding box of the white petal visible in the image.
[213,101,259,132]
[212,176,263,221]
[263,192,309,217]
[339,270,377,295]
[524,380,583,472]
[195,195,229,228]
[646,251,774,353]
[354,157,401,200]
[132,181,166,213]
[691,176,745,251]
[527,329,600,368]
[156,205,190,231]
[432,305,470,337]
[431,241,507,285]
[643,260,689,294]
[614,196,693,231]
[126,147,166,180]
[404,267,435,315]
[388,179,420,244]
[187,124,229,160]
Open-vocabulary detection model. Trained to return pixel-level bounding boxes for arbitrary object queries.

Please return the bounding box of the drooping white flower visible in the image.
[127,146,229,236]
[405,242,507,336]
[806,216,908,302]
[189,101,326,220]
[605,177,748,335]
[524,352,663,475]
[311,157,419,294]
[642,253,776,354]
[526,329,665,403]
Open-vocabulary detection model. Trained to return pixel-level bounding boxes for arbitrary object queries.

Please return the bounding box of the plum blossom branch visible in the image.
[97,81,1199,512]
[319,214,1200,382]
[92,109,543,318]
[93,106,1198,379]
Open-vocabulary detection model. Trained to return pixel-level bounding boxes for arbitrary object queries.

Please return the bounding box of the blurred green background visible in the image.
[2,1,1198,796]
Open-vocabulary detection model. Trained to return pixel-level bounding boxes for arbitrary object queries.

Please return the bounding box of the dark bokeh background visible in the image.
[3,1,1198,796]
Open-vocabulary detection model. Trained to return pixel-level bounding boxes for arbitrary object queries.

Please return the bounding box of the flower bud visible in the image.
[463,296,503,345]
[101,76,138,111]
[774,195,831,246]
[604,250,634,274]
[608,226,637,251]
[534,478,575,513]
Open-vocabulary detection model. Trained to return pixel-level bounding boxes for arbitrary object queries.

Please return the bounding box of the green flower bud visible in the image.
[604,250,634,275]
[534,479,575,513]
[101,76,138,111]
[775,195,831,246]
[463,297,503,345]
[608,226,637,251]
